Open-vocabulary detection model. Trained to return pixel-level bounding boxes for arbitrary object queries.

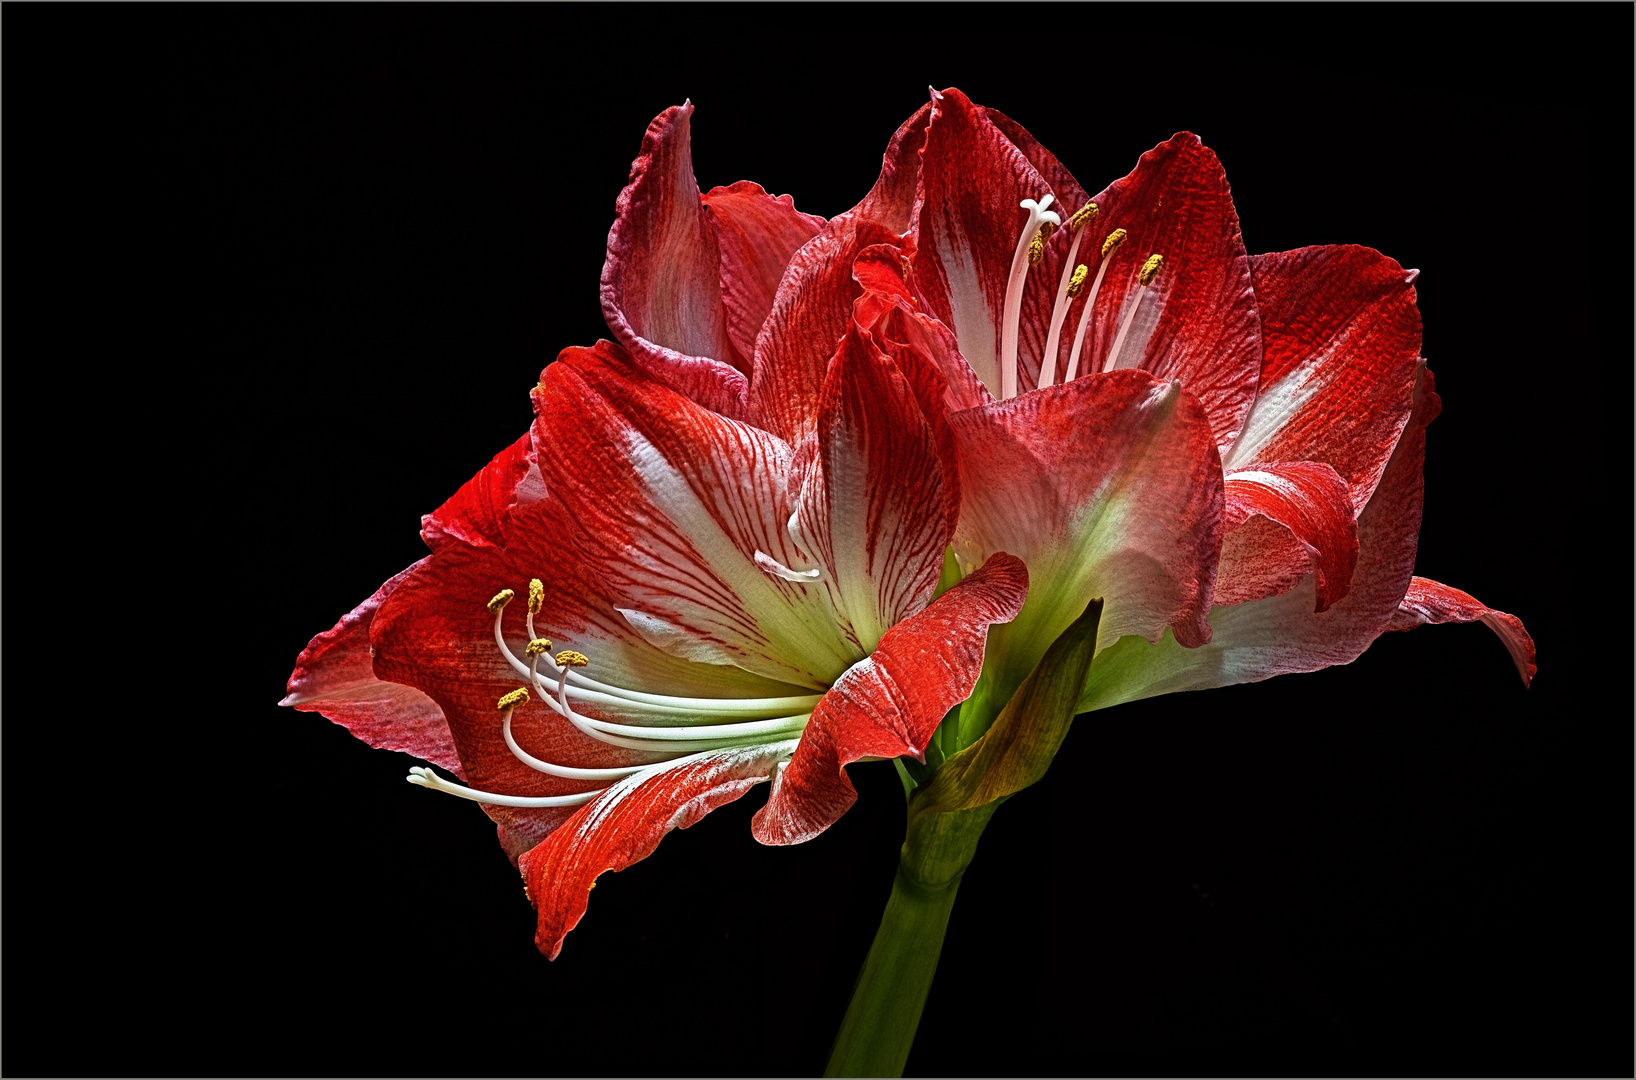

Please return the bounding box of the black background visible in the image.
[7,6,1631,1077]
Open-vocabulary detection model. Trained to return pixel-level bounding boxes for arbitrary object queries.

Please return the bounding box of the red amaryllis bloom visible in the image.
[860,88,1535,738]
[283,221,1029,956]
[284,89,1533,966]
[594,88,1531,753]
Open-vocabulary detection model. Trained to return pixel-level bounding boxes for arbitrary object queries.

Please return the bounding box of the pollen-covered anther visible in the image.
[487,588,515,614]
[555,650,589,669]
[496,687,531,712]
[528,578,544,614]
[525,637,554,658]
[1027,231,1047,265]
[1101,228,1128,258]
[1069,202,1099,230]
[1065,264,1089,298]
[1139,253,1164,286]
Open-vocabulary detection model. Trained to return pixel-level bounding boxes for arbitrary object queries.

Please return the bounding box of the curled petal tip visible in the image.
[1404,268,1420,284]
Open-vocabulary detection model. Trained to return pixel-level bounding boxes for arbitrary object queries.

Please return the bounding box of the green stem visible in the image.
[824,802,999,1078]
[824,866,961,1078]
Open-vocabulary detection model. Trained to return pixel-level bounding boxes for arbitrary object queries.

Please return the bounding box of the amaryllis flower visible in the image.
[283,88,1533,983]
[595,88,1531,771]
[868,89,1534,750]
[282,149,1030,954]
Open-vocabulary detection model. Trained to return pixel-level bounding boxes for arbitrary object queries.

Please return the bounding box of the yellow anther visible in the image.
[1027,233,1046,266]
[525,638,554,658]
[1037,220,1057,243]
[487,589,516,614]
[1101,228,1128,259]
[528,578,544,614]
[1139,254,1164,286]
[900,255,912,281]
[496,687,530,712]
[1070,202,1099,230]
[1065,264,1090,298]
[555,650,589,669]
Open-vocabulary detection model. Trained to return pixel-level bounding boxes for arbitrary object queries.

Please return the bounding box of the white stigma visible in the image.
[755,549,823,582]
[406,766,601,808]
[999,195,1060,400]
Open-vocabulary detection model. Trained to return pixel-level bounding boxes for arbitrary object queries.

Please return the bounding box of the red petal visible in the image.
[1081,363,1446,709]
[909,88,1062,400]
[281,561,462,777]
[743,105,934,444]
[599,102,749,416]
[535,342,863,688]
[790,321,956,653]
[375,457,809,862]
[751,552,1029,846]
[521,740,796,959]
[853,237,994,415]
[1388,576,1536,687]
[1217,461,1359,612]
[744,219,904,444]
[701,180,826,365]
[1224,246,1422,511]
[1078,132,1262,452]
[950,371,1225,701]
[983,106,1094,219]
[419,431,546,552]
[369,525,666,860]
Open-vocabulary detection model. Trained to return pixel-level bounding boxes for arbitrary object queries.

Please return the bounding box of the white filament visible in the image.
[1065,248,1118,382]
[1037,225,1089,389]
[406,766,602,808]
[496,611,821,719]
[503,710,648,781]
[1103,280,1150,373]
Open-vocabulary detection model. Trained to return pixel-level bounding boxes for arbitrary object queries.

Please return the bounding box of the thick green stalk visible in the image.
[824,803,998,1078]
[825,600,1106,1077]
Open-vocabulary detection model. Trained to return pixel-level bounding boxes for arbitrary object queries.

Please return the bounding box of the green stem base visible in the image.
[824,802,1000,1078]
[823,867,962,1078]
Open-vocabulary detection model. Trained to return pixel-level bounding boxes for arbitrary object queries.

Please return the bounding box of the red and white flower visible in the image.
[284,318,1028,959]
[284,89,1532,960]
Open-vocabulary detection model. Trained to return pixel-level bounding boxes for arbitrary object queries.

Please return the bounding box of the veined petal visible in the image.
[1080,132,1261,452]
[1223,245,1422,510]
[744,104,933,445]
[791,321,956,654]
[745,219,906,445]
[951,371,1225,708]
[751,553,1029,846]
[281,561,462,777]
[536,342,861,687]
[909,87,1061,399]
[521,739,799,959]
[1218,461,1359,611]
[1388,576,1536,687]
[983,106,1094,222]
[1081,362,1449,711]
[600,102,749,416]
[851,241,994,414]
[419,431,546,552]
[701,180,826,365]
